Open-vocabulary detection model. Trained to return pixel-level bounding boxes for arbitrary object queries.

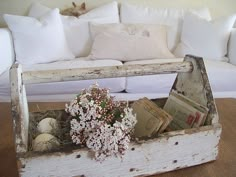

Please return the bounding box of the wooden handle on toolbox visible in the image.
[21,61,193,85]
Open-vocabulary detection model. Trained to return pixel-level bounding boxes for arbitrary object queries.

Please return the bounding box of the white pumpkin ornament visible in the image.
[37,117,59,134]
[32,133,60,152]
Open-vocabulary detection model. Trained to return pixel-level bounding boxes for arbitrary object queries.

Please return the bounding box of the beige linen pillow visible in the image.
[89,24,175,61]
[120,3,212,52]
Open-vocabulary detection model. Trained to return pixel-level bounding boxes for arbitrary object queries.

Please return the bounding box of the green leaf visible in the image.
[100,101,106,108]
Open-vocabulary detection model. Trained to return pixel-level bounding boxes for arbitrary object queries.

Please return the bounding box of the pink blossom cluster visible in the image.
[65,84,137,161]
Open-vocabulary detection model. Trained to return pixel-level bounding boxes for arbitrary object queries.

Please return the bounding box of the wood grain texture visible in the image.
[172,55,218,125]
[19,124,221,177]
[10,64,29,153]
[9,56,221,176]
[22,61,193,84]
[0,99,236,177]
[155,98,236,177]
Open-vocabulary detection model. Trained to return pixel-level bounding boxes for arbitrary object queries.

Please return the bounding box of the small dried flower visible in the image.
[66,83,137,161]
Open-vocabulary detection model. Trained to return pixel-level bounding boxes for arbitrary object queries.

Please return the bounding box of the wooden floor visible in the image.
[0,99,236,177]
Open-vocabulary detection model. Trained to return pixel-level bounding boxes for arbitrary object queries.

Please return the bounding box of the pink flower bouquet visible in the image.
[65,83,137,161]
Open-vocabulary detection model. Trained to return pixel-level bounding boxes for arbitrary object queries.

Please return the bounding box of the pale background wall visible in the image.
[0,0,236,27]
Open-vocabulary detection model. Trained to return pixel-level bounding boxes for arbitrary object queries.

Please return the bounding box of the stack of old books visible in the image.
[132,97,172,138]
[132,90,209,138]
[163,90,209,131]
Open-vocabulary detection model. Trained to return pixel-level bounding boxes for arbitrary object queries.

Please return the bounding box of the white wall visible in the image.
[0,0,236,27]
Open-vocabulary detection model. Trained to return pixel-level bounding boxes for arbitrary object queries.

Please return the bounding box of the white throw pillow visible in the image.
[0,28,15,75]
[28,2,119,57]
[28,2,51,18]
[174,13,236,61]
[4,9,75,65]
[120,3,211,52]
[90,24,175,61]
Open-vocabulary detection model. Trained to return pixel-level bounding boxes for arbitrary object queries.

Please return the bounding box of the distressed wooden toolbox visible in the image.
[10,55,222,177]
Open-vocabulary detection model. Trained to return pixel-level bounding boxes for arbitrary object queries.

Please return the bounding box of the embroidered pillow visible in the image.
[120,3,212,52]
[90,24,175,61]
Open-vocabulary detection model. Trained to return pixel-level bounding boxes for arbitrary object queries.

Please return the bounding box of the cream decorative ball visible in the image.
[37,117,59,134]
[32,133,60,152]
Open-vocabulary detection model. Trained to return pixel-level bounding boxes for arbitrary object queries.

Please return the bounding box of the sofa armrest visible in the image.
[0,28,15,75]
[228,28,236,65]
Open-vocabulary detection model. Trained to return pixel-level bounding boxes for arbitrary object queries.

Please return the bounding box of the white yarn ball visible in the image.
[32,133,60,152]
[37,117,59,134]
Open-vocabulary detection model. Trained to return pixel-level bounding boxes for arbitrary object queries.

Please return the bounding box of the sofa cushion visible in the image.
[90,23,174,61]
[28,2,119,57]
[120,3,211,52]
[0,70,10,99]
[0,58,125,100]
[124,59,182,93]
[229,28,236,65]
[1,57,236,101]
[174,13,236,61]
[124,58,236,96]
[204,60,236,92]
[4,9,75,65]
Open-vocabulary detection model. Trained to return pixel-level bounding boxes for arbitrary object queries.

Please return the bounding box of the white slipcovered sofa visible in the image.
[0,1,236,102]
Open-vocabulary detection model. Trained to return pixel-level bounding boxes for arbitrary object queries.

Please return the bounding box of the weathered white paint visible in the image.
[22,61,193,84]
[19,124,221,177]
[10,64,29,153]
[172,55,218,125]
[10,55,222,176]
